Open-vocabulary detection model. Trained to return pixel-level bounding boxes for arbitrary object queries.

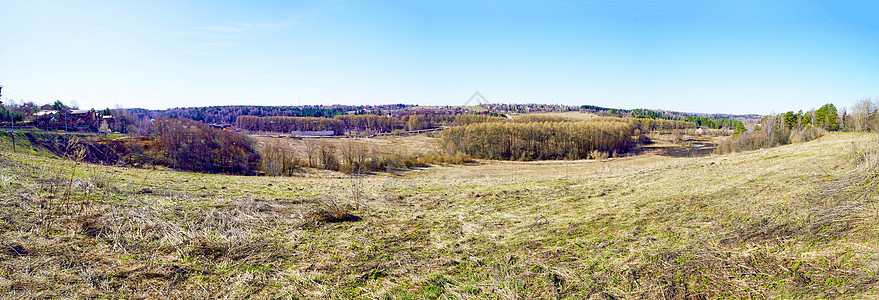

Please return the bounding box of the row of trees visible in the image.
[236,116,346,135]
[337,113,459,132]
[335,114,404,133]
[443,120,639,161]
[452,114,508,125]
[509,115,570,123]
[236,113,469,135]
[682,116,745,131]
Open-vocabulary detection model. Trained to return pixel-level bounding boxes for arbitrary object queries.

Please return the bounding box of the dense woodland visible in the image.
[120,118,261,174]
[444,120,640,160]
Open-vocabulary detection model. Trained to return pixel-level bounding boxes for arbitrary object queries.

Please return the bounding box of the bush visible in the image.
[305,199,358,223]
[790,124,827,143]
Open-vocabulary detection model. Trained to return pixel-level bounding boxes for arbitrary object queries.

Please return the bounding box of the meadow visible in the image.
[2,131,878,298]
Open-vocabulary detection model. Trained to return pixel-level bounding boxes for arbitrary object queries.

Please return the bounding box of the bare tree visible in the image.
[303,138,317,168]
[852,98,876,132]
[316,141,337,170]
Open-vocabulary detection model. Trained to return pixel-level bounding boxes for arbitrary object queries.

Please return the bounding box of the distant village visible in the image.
[31,106,115,132]
[0,97,116,133]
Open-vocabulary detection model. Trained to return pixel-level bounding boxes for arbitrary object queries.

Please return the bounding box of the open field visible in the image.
[1,133,878,298]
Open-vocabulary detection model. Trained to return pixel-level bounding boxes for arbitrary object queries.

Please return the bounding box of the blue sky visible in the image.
[1,0,877,114]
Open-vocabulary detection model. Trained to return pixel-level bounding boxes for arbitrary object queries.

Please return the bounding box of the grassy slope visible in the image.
[0,131,61,158]
[1,133,878,299]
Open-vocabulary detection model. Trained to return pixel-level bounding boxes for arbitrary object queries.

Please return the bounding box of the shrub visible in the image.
[790,124,827,143]
[305,199,358,223]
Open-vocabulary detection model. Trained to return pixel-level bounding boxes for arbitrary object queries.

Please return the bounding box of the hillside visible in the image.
[1,133,877,298]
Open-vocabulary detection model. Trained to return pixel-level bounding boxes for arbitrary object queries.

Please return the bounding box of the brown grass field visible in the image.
[1,132,879,299]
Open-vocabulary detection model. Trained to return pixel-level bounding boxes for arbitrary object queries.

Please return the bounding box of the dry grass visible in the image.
[1,133,878,298]
[305,198,359,224]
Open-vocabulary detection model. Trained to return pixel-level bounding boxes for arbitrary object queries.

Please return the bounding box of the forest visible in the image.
[108,118,262,174]
[443,119,640,160]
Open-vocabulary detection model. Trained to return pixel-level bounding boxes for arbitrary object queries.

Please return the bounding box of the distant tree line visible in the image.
[577,105,752,130]
[236,116,346,135]
[453,114,508,126]
[509,115,570,123]
[127,106,349,125]
[236,113,463,135]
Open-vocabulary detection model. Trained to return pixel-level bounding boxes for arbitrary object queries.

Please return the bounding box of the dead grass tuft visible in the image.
[2,243,30,256]
[78,213,107,238]
[306,199,360,223]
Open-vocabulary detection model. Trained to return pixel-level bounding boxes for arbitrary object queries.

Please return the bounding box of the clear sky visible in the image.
[1,1,877,114]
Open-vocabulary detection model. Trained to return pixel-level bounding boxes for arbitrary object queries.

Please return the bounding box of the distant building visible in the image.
[33,109,101,131]
[290,130,335,136]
